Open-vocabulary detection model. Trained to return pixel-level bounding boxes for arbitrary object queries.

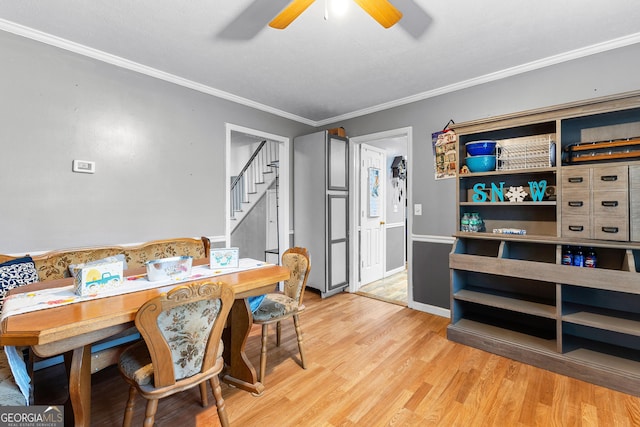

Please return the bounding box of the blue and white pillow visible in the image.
[0,256,39,311]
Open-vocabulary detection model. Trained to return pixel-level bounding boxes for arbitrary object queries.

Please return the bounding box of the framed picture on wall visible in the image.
[368,167,380,217]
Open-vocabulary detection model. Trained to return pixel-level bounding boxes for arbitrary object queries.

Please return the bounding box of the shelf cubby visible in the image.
[562,307,640,337]
[456,301,556,341]
[454,287,555,319]
[563,323,640,352]
[451,237,500,257]
[501,240,557,263]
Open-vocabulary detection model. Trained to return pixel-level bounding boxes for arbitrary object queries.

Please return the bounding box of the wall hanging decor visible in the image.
[432,125,457,180]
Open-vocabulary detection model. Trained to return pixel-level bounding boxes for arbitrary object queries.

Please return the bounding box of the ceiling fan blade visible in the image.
[218,0,292,40]
[269,0,316,29]
[353,0,403,28]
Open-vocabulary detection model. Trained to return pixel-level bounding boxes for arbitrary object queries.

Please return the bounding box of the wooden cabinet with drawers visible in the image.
[561,164,629,241]
[449,90,640,396]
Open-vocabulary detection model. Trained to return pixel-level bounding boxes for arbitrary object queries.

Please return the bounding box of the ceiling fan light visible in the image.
[330,0,350,18]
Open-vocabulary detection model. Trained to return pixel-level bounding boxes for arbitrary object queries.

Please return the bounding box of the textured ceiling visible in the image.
[1,0,639,125]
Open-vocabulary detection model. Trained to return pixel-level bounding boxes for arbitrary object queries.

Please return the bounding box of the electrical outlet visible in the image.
[414,203,422,215]
[72,160,95,174]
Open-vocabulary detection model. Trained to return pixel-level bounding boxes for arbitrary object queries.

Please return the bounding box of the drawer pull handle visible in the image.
[601,175,618,182]
[568,201,583,207]
[569,225,584,232]
[568,177,584,183]
[602,201,619,207]
[602,226,619,233]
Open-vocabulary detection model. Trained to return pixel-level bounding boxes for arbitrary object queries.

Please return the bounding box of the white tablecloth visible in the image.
[1,259,270,322]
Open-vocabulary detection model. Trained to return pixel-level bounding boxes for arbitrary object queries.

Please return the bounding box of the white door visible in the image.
[360,144,386,286]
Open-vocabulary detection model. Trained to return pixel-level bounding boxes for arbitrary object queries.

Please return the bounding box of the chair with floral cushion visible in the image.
[118,280,234,427]
[252,247,311,384]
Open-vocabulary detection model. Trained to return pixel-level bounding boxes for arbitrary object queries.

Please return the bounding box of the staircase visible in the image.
[230,140,279,232]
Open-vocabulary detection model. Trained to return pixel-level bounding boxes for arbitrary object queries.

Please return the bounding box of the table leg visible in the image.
[66,345,92,427]
[222,298,265,395]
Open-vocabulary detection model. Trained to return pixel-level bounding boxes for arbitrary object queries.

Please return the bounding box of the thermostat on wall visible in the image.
[72,160,95,174]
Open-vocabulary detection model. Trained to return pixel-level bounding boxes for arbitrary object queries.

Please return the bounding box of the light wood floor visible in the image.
[357,269,408,306]
[36,290,640,426]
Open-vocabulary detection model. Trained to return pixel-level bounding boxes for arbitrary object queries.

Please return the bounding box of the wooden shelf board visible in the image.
[450,254,640,295]
[452,230,640,250]
[460,201,557,206]
[563,310,640,337]
[454,289,556,319]
[450,318,557,353]
[453,232,559,243]
[458,167,557,178]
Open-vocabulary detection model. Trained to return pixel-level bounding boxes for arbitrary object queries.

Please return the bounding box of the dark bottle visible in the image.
[585,248,597,268]
[561,246,573,265]
[573,246,585,267]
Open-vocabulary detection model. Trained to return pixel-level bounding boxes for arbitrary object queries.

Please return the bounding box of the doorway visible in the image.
[225,123,290,263]
[349,127,412,306]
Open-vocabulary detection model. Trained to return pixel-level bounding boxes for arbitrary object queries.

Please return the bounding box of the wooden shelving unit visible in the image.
[448,90,640,396]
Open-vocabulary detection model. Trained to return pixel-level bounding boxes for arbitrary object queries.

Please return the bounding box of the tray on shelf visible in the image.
[496,134,556,171]
[564,137,640,164]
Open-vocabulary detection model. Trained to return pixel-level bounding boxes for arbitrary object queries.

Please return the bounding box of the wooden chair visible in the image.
[118,280,234,427]
[252,247,311,384]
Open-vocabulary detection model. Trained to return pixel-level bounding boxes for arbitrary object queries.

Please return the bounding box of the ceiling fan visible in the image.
[270,0,403,29]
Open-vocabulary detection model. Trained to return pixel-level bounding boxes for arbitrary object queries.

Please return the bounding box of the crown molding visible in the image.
[0,19,317,126]
[2,18,639,128]
[317,32,640,126]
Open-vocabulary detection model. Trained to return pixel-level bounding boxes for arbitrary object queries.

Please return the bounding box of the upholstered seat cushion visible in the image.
[119,339,224,387]
[0,349,27,406]
[252,293,298,322]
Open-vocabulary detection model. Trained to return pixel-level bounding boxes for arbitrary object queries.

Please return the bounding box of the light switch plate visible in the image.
[72,160,95,174]
[414,203,422,215]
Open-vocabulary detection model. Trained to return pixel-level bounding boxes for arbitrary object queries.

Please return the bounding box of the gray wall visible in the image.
[330,42,640,309]
[386,227,405,272]
[0,30,313,253]
[3,27,640,311]
[231,194,267,261]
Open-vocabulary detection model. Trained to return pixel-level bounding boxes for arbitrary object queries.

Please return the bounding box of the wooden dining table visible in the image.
[0,258,289,427]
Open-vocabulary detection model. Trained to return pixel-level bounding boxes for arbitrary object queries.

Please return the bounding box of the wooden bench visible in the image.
[0,236,211,403]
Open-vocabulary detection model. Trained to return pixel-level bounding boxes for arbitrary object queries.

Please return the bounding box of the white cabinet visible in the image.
[294,131,349,297]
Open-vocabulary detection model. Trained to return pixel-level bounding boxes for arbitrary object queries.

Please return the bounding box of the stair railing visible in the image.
[230,140,278,220]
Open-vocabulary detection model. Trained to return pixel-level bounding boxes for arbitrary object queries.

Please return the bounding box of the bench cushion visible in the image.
[122,240,207,268]
[35,247,123,281]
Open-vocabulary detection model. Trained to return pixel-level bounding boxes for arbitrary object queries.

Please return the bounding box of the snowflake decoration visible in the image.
[506,186,527,202]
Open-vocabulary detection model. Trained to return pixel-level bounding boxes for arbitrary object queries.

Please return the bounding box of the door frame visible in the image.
[348,127,413,306]
[225,123,290,262]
